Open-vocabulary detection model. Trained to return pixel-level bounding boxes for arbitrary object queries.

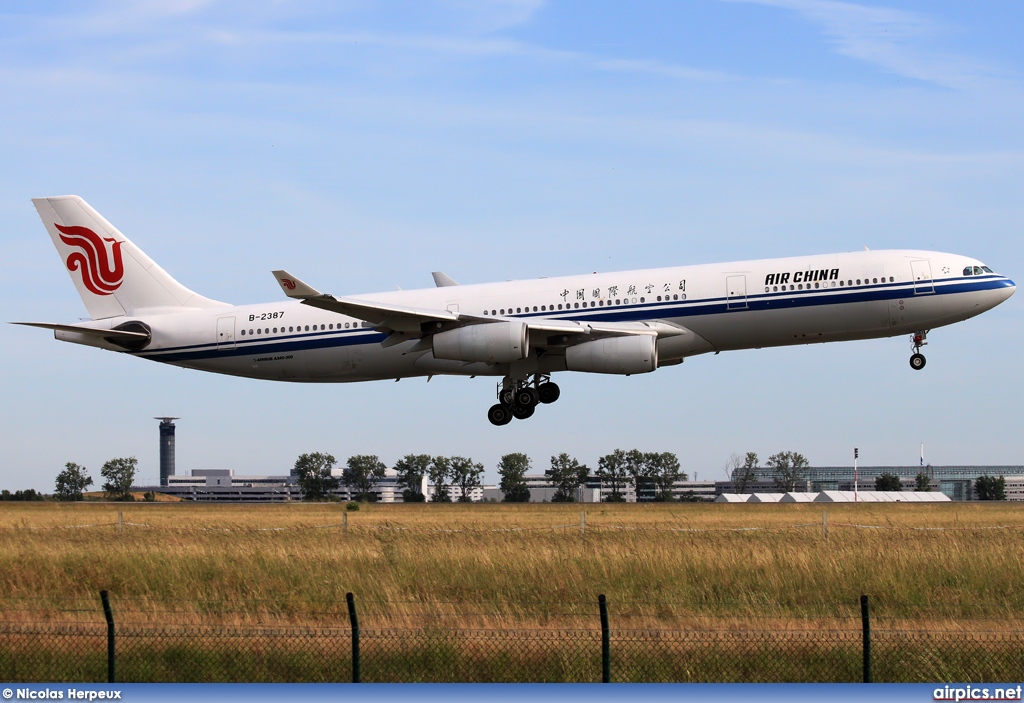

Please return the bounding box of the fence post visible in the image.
[599,594,610,683]
[117,511,123,535]
[822,510,828,540]
[347,592,360,683]
[860,594,871,683]
[100,590,115,683]
[343,511,348,535]
[580,511,585,536]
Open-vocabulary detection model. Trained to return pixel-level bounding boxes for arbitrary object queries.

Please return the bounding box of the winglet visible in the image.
[272,270,322,298]
[432,271,459,287]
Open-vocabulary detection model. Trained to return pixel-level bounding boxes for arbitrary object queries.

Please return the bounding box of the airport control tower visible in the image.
[155,417,180,487]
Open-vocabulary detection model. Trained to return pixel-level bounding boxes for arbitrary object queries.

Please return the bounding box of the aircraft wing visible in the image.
[273,270,461,333]
[271,270,689,344]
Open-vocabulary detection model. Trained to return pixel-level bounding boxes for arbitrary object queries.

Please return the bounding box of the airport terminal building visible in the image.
[142,465,1024,503]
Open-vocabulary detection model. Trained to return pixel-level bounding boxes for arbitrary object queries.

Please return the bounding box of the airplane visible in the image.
[16,195,1016,426]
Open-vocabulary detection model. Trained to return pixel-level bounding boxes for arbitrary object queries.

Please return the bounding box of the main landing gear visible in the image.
[487,374,561,426]
[909,330,928,371]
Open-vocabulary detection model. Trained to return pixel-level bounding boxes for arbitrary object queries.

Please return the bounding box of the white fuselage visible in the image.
[60,249,1014,383]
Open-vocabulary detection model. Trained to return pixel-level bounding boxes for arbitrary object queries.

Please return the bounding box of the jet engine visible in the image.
[432,321,529,364]
[565,334,657,375]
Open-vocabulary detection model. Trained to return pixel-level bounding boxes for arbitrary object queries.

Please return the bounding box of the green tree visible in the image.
[644,452,685,502]
[596,449,632,502]
[54,462,93,501]
[1,489,44,501]
[975,475,1006,501]
[450,456,484,502]
[498,453,532,503]
[546,453,589,502]
[729,452,759,494]
[428,456,453,502]
[766,451,809,492]
[394,454,431,502]
[100,457,137,501]
[915,472,933,492]
[875,473,902,492]
[343,455,387,502]
[623,449,654,500]
[293,452,339,501]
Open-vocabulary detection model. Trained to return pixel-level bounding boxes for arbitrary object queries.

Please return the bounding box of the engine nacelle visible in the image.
[565,334,658,375]
[432,321,529,364]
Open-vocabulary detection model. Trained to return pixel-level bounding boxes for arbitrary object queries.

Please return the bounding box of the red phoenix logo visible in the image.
[55,223,125,296]
[281,278,297,290]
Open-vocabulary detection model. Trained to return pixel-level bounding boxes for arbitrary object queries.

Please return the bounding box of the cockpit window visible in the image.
[982,266,993,273]
[963,267,973,276]
[973,266,983,275]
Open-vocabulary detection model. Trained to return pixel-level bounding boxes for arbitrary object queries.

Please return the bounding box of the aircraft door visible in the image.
[216,316,236,350]
[726,275,747,310]
[911,260,934,295]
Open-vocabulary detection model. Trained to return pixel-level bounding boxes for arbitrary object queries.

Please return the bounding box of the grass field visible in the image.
[1,500,1022,628]
[3,501,1023,682]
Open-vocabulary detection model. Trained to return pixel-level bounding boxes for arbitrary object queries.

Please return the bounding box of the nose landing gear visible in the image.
[909,330,928,370]
[487,374,560,426]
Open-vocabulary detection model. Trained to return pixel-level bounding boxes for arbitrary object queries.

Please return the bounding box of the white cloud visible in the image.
[725,0,1002,89]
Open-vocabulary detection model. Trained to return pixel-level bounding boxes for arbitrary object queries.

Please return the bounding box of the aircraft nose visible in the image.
[998,277,1016,302]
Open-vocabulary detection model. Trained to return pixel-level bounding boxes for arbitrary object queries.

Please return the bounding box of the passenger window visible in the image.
[856,279,861,285]
[241,329,246,336]
[640,297,645,303]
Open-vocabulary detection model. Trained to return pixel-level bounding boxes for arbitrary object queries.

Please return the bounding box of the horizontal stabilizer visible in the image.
[11,322,149,339]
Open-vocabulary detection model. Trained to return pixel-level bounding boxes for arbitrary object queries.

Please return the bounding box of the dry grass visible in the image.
[2,501,1023,630]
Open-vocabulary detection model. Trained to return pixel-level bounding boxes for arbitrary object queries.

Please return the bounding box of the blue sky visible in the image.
[1,1,1021,489]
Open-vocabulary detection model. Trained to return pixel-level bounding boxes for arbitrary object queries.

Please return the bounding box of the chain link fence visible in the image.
[2,595,1022,683]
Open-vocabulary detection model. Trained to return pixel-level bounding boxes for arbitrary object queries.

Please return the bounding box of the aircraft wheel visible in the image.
[487,404,513,426]
[511,403,535,420]
[515,387,539,408]
[537,382,561,404]
[499,388,516,406]
[910,353,926,371]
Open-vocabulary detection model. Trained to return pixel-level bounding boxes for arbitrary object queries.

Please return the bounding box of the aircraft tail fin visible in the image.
[32,195,227,319]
